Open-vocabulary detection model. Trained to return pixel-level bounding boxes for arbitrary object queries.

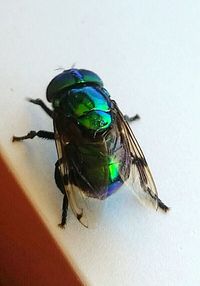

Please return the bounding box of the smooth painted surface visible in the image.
[1,1,200,285]
[0,155,83,286]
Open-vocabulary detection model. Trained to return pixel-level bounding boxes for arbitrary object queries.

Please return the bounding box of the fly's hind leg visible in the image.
[12,130,54,142]
[124,114,140,123]
[55,160,69,228]
[28,98,53,118]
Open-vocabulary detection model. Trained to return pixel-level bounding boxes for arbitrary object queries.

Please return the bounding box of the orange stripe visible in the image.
[0,154,83,286]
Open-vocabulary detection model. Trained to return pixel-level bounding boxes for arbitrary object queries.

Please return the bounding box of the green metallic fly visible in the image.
[13,69,169,228]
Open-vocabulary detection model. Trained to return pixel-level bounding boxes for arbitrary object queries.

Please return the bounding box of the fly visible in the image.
[12,69,169,228]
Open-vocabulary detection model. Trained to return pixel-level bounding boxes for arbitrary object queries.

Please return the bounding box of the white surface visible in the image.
[1,1,200,285]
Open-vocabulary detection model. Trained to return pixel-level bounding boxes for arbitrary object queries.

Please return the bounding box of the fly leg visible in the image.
[12,130,54,142]
[59,195,68,228]
[55,160,88,228]
[55,160,68,228]
[13,98,54,141]
[124,114,140,123]
[111,99,140,123]
[28,98,53,118]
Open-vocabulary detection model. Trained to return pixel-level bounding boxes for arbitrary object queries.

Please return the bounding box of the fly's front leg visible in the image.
[28,98,53,118]
[12,130,54,142]
[124,114,140,123]
[13,98,54,141]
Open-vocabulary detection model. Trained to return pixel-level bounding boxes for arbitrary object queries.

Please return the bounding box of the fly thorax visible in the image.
[59,86,112,132]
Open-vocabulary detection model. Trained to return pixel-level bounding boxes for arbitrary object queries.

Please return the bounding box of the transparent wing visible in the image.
[113,100,169,212]
[54,123,105,228]
[54,123,90,227]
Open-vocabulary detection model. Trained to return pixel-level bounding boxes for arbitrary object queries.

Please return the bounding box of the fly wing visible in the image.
[54,121,105,228]
[54,122,90,227]
[113,100,169,212]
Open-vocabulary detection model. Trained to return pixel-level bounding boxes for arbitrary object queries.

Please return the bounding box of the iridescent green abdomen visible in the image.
[67,124,129,199]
